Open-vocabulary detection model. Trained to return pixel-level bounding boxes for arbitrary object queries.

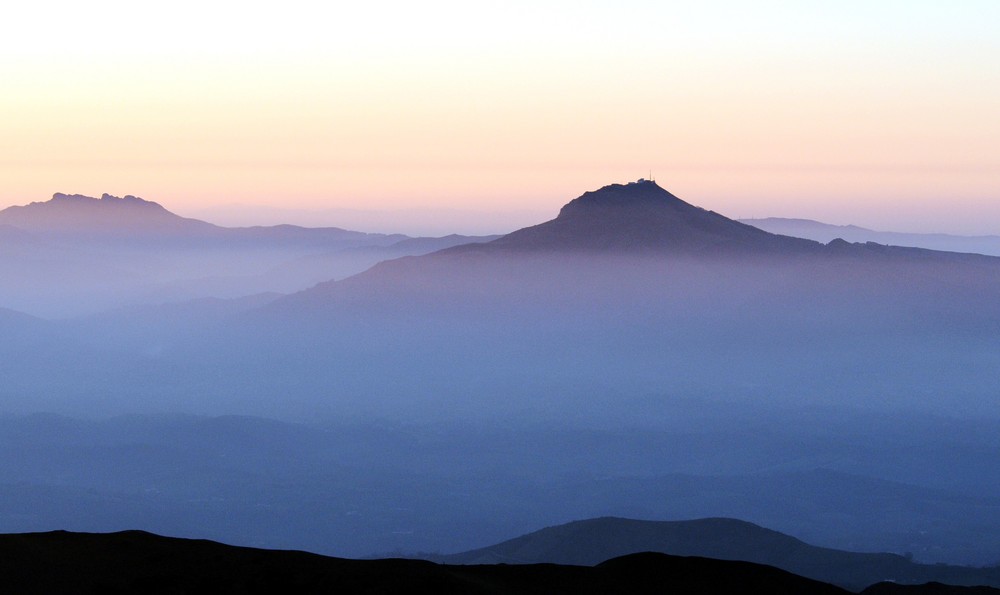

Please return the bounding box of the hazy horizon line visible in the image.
[3,188,1000,238]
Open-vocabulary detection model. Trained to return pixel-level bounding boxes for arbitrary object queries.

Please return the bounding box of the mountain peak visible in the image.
[565,179,670,200]
[51,192,84,201]
[0,192,214,236]
[556,179,685,219]
[479,180,819,255]
[49,192,160,207]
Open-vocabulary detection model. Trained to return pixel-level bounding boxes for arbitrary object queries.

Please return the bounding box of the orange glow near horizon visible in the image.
[2,1,998,234]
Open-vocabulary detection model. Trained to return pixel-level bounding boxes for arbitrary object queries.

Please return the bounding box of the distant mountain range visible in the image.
[5,181,1000,422]
[0,192,217,237]
[434,517,1000,592]
[271,179,1000,316]
[3,181,1000,571]
[5,180,998,418]
[438,180,998,259]
[0,192,497,317]
[741,217,1000,257]
[0,191,502,250]
[0,192,402,245]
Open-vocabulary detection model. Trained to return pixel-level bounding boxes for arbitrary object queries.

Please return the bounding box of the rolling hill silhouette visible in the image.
[0,529,852,594]
[434,517,1000,591]
[1,528,994,594]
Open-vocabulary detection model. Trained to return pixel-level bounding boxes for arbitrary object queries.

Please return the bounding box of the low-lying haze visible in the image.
[1,181,998,568]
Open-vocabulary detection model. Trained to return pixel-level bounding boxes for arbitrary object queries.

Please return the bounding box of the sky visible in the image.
[1,1,998,234]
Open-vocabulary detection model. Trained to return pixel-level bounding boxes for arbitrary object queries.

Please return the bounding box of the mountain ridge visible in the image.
[0,527,994,594]
[0,192,218,236]
[451,179,823,255]
[741,217,1000,257]
[0,192,411,246]
[269,180,1000,316]
[0,192,502,317]
[434,517,1000,591]
[0,529,852,595]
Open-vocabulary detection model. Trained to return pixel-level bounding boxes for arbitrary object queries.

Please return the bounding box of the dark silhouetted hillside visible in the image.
[0,529,850,594]
[434,518,1000,592]
[862,583,1000,595]
[265,180,1000,370]
[463,179,821,254]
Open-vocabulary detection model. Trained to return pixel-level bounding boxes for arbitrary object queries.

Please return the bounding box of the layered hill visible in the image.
[0,307,46,344]
[0,192,402,246]
[2,182,1000,572]
[227,179,1000,425]
[0,192,496,316]
[0,191,499,249]
[0,529,851,594]
[3,411,1000,566]
[742,217,1000,257]
[435,517,1000,591]
[272,179,1000,316]
[2,528,996,594]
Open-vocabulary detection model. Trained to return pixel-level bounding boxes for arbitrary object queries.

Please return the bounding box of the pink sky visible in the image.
[1,1,997,234]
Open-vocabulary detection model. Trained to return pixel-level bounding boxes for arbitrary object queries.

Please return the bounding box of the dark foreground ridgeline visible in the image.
[435,517,1000,592]
[0,530,996,595]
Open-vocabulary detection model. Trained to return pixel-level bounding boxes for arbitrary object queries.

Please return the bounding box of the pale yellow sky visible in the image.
[1,1,998,233]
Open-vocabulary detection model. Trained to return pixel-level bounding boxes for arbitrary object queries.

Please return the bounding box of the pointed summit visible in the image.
[481,180,820,255]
